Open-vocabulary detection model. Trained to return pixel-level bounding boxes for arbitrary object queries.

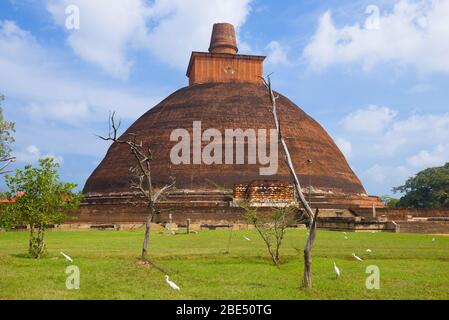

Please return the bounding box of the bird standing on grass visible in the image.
[352,253,363,261]
[244,236,251,241]
[333,262,340,279]
[432,237,436,242]
[165,275,180,291]
[60,251,73,262]
[366,249,372,253]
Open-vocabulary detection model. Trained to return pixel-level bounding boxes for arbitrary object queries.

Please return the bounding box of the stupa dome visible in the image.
[83,82,365,196]
[80,22,381,225]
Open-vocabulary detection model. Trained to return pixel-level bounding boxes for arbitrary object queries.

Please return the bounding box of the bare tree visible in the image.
[99,112,175,260]
[261,76,319,288]
[241,202,296,266]
[0,157,15,175]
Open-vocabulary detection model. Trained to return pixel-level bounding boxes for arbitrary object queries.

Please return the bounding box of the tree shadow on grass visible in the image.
[10,252,51,259]
[10,253,32,259]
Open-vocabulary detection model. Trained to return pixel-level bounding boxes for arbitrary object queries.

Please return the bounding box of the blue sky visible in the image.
[1,0,449,196]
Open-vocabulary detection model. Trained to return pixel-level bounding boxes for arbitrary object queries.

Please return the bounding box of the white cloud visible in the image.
[28,101,90,124]
[364,164,411,185]
[15,123,108,159]
[340,105,397,134]
[0,20,155,122]
[303,0,449,74]
[338,106,449,158]
[15,145,40,163]
[14,145,64,164]
[0,20,43,62]
[407,144,449,168]
[380,113,449,154]
[337,106,449,195]
[335,137,352,158]
[47,0,150,79]
[46,0,253,76]
[144,0,252,68]
[0,19,157,163]
[362,148,449,194]
[238,40,253,55]
[265,41,289,65]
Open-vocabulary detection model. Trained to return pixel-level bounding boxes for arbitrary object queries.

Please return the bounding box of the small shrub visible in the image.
[240,201,296,265]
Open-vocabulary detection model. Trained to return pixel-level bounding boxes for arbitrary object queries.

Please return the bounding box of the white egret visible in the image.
[165,275,180,291]
[344,236,349,240]
[333,262,340,279]
[352,253,363,261]
[60,251,73,262]
[366,249,372,253]
[244,236,251,241]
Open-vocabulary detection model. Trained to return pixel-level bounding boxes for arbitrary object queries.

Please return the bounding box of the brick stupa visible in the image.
[79,23,383,224]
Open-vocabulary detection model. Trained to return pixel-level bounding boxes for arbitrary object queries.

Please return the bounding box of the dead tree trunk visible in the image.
[28,224,34,255]
[99,112,175,263]
[304,209,319,287]
[261,76,319,288]
[141,203,155,259]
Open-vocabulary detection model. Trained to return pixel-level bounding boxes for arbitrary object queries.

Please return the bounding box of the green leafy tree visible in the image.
[393,163,449,208]
[380,195,400,208]
[1,158,82,258]
[0,95,15,173]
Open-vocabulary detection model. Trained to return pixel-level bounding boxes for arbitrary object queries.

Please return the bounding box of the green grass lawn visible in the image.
[0,228,448,300]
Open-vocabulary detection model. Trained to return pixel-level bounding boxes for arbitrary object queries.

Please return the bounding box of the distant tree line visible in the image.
[383,162,449,209]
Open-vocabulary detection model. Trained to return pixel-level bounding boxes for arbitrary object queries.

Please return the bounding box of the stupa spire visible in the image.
[208,23,238,54]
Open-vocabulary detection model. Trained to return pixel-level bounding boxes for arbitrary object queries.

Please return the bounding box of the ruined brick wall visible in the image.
[233,181,294,206]
[362,208,449,234]
[377,208,449,220]
[397,221,449,234]
[72,202,252,225]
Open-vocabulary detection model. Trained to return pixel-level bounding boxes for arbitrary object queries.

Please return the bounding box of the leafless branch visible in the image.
[98,111,176,261]
[303,209,319,287]
[153,177,176,203]
[260,76,315,221]
[0,157,15,174]
[261,75,320,288]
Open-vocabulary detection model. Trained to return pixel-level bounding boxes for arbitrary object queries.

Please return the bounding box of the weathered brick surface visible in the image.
[355,208,449,220]
[83,83,367,197]
[80,22,380,223]
[187,52,265,85]
[233,181,294,204]
[208,23,238,54]
[397,221,449,234]
[74,202,255,224]
[187,22,264,85]
[350,208,449,233]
